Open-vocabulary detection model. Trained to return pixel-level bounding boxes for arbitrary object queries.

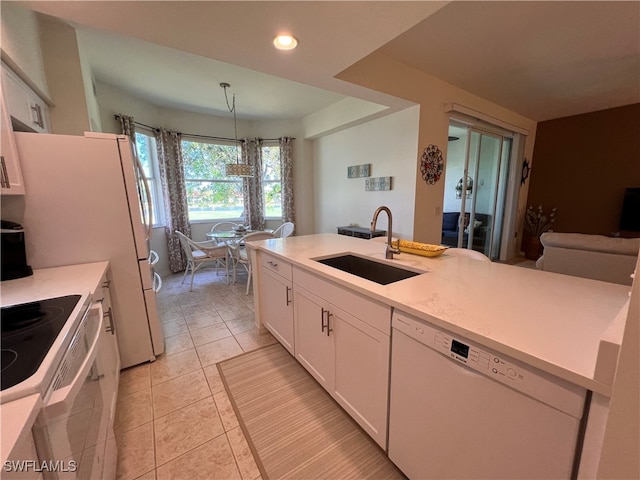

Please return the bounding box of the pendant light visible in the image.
[221,82,253,177]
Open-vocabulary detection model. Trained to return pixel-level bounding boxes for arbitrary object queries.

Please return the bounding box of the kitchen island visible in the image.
[249,233,630,396]
[248,233,632,476]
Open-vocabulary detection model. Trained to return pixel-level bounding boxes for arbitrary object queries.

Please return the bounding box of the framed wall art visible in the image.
[365,176,392,191]
[347,164,371,178]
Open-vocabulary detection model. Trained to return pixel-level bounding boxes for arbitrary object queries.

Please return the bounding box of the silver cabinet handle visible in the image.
[102,280,111,288]
[31,104,44,128]
[104,307,116,335]
[326,312,333,336]
[268,260,278,268]
[0,156,9,188]
[321,308,327,333]
[285,285,292,306]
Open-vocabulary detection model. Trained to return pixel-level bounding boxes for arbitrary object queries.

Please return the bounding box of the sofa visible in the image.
[535,232,640,285]
[441,212,491,249]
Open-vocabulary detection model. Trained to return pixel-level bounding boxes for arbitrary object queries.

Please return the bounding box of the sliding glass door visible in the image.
[444,125,512,260]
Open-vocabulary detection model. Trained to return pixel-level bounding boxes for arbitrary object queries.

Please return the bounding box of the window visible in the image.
[134,132,164,226]
[262,144,282,219]
[181,139,244,221]
[181,139,283,222]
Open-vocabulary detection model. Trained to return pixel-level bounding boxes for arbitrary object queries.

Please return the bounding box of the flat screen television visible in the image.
[619,187,640,232]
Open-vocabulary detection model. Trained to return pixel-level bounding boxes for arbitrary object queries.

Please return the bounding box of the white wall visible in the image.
[337,52,537,246]
[597,254,640,479]
[313,106,419,239]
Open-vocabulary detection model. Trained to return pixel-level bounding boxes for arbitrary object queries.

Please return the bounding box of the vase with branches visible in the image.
[524,205,557,237]
[522,205,557,260]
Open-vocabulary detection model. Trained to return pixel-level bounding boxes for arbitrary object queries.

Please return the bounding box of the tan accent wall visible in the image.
[38,14,91,135]
[527,104,640,236]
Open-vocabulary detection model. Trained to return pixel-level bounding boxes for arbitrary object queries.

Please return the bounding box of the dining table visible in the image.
[205,228,274,245]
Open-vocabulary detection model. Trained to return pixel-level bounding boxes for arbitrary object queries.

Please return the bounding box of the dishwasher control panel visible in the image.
[392,311,587,418]
[433,331,524,382]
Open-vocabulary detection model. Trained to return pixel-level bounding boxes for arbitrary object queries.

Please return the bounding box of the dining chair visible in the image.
[175,230,229,291]
[209,221,240,245]
[272,222,295,238]
[228,231,275,295]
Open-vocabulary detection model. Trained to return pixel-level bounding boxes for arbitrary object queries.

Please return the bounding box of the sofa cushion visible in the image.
[540,233,640,256]
[442,212,459,231]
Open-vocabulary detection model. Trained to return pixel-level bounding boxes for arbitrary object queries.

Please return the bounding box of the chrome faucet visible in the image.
[371,206,400,259]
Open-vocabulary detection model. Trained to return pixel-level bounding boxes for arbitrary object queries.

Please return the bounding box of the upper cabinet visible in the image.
[0,76,25,195]
[2,65,50,134]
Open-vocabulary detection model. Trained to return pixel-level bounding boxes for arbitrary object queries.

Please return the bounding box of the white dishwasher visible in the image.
[388,311,589,479]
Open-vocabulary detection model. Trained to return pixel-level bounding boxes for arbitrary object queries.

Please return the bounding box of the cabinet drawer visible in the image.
[293,267,391,335]
[260,252,292,281]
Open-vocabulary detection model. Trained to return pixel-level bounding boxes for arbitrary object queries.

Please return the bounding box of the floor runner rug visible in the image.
[217,343,405,479]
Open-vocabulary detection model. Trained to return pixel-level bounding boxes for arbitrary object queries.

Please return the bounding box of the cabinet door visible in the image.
[2,65,49,133]
[0,81,25,194]
[4,430,43,480]
[293,286,335,390]
[96,274,121,420]
[332,306,390,448]
[261,269,294,354]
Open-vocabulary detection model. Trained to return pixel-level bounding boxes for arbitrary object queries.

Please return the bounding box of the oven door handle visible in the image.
[42,303,104,418]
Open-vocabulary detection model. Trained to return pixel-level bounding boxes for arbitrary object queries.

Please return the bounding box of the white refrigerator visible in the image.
[11,131,165,368]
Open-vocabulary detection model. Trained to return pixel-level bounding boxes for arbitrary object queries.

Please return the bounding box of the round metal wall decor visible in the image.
[420,144,444,185]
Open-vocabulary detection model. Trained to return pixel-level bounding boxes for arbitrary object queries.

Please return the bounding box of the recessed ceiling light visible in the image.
[273,34,298,51]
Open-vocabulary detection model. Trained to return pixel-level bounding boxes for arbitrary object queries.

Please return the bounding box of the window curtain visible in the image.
[280,137,295,224]
[117,114,136,140]
[242,138,265,230]
[155,128,190,273]
[118,113,154,234]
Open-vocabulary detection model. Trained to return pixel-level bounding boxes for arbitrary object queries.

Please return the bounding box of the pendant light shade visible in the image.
[221,82,254,177]
[225,163,253,177]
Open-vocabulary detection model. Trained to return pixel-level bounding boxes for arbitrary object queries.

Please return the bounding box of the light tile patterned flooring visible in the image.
[114,268,278,480]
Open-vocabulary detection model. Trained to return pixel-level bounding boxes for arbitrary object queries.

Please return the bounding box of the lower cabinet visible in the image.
[260,268,294,354]
[256,255,392,449]
[293,280,390,448]
[293,286,335,390]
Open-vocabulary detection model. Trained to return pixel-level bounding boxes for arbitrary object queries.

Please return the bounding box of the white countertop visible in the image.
[1,262,110,462]
[1,261,109,307]
[251,234,631,395]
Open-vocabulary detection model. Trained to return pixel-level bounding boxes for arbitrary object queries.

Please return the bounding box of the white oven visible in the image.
[32,302,118,480]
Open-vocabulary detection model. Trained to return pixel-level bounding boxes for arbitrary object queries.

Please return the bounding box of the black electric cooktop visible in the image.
[1,295,81,391]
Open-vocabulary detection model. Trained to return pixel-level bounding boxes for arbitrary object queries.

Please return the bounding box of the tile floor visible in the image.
[115,256,537,479]
[114,267,277,480]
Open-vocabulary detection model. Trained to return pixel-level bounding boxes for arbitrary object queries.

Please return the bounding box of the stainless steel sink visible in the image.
[316,254,421,285]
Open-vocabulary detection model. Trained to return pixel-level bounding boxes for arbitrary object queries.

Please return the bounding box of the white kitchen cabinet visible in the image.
[93,270,121,413]
[333,307,390,445]
[293,286,335,390]
[4,429,43,480]
[292,267,391,448]
[261,268,295,354]
[0,78,25,194]
[2,64,50,134]
[258,252,294,354]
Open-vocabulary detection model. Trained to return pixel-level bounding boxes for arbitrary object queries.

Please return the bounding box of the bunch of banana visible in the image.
[392,239,448,257]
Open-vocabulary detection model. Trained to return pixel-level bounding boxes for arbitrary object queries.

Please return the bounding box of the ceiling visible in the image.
[17,1,640,123]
